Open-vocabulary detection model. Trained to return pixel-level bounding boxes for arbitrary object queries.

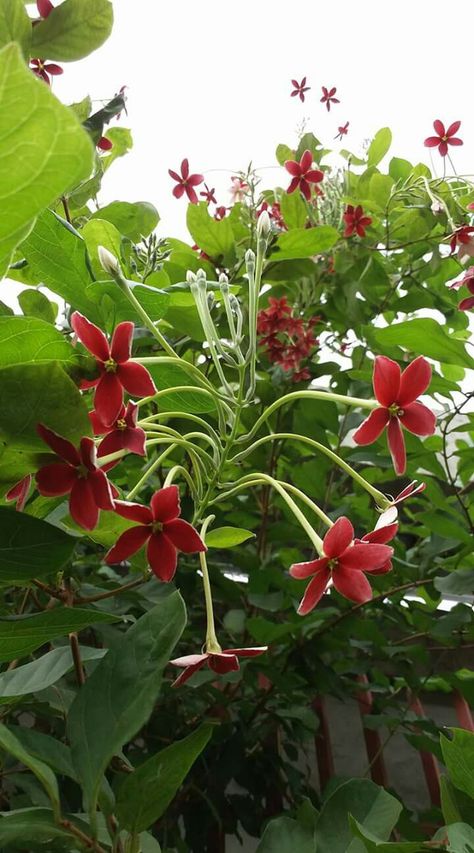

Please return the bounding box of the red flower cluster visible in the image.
[343,205,372,238]
[290,77,310,103]
[424,120,463,157]
[169,159,204,204]
[257,296,319,382]
[353,356,436,475]
[284,150,324,201]
[290,516,395,614]
[257,201,286,230]
[320,86,339,111]
[171,646,267,687]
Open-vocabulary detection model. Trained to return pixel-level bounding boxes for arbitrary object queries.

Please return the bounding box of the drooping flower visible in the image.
[343,204,372,238]
[71,312,157,427]
[424,120,463,157]
[35,425,115,530]
[5,475,33,512]
[284,150,324,201]
[105,486,206,581]
[229,177,249,203]
[29,58,63,86]
[353,356,436,475]
[449,226,474,255]
[290,516,394,614]
[90,401,146,462]
[290,77,310,103]
[170,646,267,687]
[335,121,349,140]
[97,136,113,151]
[320,86,339,111]
[200,184,217,204]
[168,159,204,204]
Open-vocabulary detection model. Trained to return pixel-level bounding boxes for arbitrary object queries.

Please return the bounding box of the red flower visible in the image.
[37,0,54,17]
[335,121,349,140]
[90,401,146,462]
[320,86,339,111]
[29,58,63,86]
[214,205,227,220]
[6,475,32,512]
[290,77,310,103]
[200,184,217,204]
[71,312,157,427]
[449,226,474,254]
[293,368,311,383]
[258,201,286,230]
[353,356,436,475]
[357,520,398,575]
[459,276,474,311]
[343,204,372,238]
[170,646,267,687]
[392,480,426,505]
[290,516,394,614]
[168,159,204,204]
[105,486,206,581]
[284,150,324,201]
[35,425,115,530]
[97,136,113,151]
[424,120,463,157]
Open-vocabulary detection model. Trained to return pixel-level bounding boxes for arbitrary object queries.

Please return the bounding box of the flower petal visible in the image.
[113,500,153,524]
[36,424,80,466]
[208,653,240,674]
[300,150,313,172]
[94,372,124,426]
[297,568,331,615]
[398,356,431,405]
[306,169,324,183]
[116,361,157,397]
[424,137,441,148]
[71,311,110,361]
[69,478,99,530]
[361,523,398,545]
[433,119,445,137]
[353,407,390,445]
[290,556,329,579]
[89,409,110,435]
[110,322,133,363]
[287,176,300,194]
[373,355,400,406]
[36,463,76,496]
[171,659,207,688]
[341,543,394,571]
[323,516,354,558]
[151,485,180,522]
[332,566,373,603]
[147,532,177,582]
[88,469,115,511]
[6,475,32,511]
[399,402,436,436]
[222,647,268,657]
[284,160,301,177]
[447,120,461,137]
[171,654,209,667]
[387,418,406,475]
[106,524,151,563]
[164,519,206,553]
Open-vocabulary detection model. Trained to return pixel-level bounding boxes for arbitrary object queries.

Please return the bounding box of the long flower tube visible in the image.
[139,410,222,450]
[199,515,221,652]
[163,464,197,494]
[143,423,218,461]
[125,445,177,501]
[142,437,209,495]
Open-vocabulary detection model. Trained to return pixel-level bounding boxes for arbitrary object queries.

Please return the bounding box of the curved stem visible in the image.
[144,425,216,467]
[144,437,205,494]
[126,445,176,500]
[140,410,221,448]
[114,274,178,358]
[163,464,198,495]
[199,515,221,652]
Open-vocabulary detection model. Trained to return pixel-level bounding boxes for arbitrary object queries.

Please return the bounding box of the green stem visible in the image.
[143,425,216,467]
[144,437,205,494]
[114,275,178,358]
[199,515,221,652]
[126,445,176,500]
[163,464,197,495]
[140,411,221,448]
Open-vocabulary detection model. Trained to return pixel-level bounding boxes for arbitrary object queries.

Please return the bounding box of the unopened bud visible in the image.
[257,209,271,238]
[245,249,255,272]
[186,270,197,283]
[430,201,443,215]
[98,245,120,277]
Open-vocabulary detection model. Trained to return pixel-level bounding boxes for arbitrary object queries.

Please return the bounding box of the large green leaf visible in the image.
[187,203,235,262]
[349,818,426,852]
[0,607,118,663]
[0,646,106,700]
[0,43,93,278]
[272,226,339,260]
[446,823,474,852]
[441,729,474,800]
[31,0,113,61]
[314,780,402,853]
[85,280,170,331]
[7,726,75,779]
[256,816,315,852]
[82,217,122,280]
[116,723,213,833]
[0,808,76,849]
[205,527,255,548]
[0,0,31,55]
[0,316,77,369]
[368,319,474,369]
[18,289,57,325]
[91,201,159,241]
[146,363,216,414]
[0,724,60,818]
[279,192,308,230]
[367,128,392,167]
[0,363,91,450]
[67,591,186,817]
[0,508,76,583]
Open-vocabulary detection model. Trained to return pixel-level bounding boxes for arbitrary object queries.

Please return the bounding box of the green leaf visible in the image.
[0,607,118,663]
[349,817,425,852]
[368,319,474,369]
[67,591,186,816]
[31,0,113,62]
[0,316,76,368]
[82,217,122,280]
[7,727,75,779]
[0,508,76,583]
[0,646,106,700]
[314,780,402,853]
[116,723,213,833]
[0,0,31,55]
[367,128,392,167]
[257,815,315,852]
[98,126,133,171]
[0,808,75,848]
[276,143,295,166]
[279,192,308,230]
[187,203,235,262]
[85,280,170,331]
[18,290,57,324]
[205,527,255,548]
[446,823,474,852]
[146,363,215,414]
[272,226,339,260]
[0,363,91,450]
[0,724,60,818]
[0,43,93,278]
[441,729,474,799]
[435,569,474,596]
[91,201,159,241]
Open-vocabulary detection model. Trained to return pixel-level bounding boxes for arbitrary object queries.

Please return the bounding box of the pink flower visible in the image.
[335,121,349,140]
[353,356,436,475]
[290,517,394,614]
[449,226,474,254]
[168,159,204,204]
[35,425,115,530]
[29,58,63,86]
[90,401,146,463]
[229,177,248,203]
[200,184,217,204]
[320,86,340,112]
[170,646,267,687]
[290,77,310,103]
[71,312,157,427]
[284,150,324,201]
[343,204,372,238]
[6,475,33,512]
[105,486,206,582]
[424,120,463,157]
[97,136,113,151]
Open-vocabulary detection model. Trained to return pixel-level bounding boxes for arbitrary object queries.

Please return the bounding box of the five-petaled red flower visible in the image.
[290,516,394,614]
[29,58,63,86]
[35,425,115,530]
[170,646,267,687]
[343,204,372,238]
[90,401,146,462]
[335,121,349,140]
[168,159,204,204]
[105,486,206,581]
[290,77,310,103]
[320,86,339,111]
[71,312,157,428]
[200,184,217,204]
[6,475,32,512]
[449,226,474,254]
[284,150,324,201]
[424,120,463,157]
[353,356,436,475]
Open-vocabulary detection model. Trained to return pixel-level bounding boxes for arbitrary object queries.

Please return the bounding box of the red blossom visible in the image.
[90,401,146,464]
[353,356,436,476]
[392,480,426,505]
[200,184,217,204]
[170,646,267,687]
[258,201,286,230]
[35,425,115,530]
[168,159,204,204]
[357,521,398,575]
[97,136,113,151]
[459,276,474,311]
[214,205,227,220]
[105,486,206,582]
[449,226,474,254]
[343,204,372,238]
[37,0,54,17]
[320,86,339,112]
[424,120,463,157]
[290,516,394,614]
[29,58,63,85]
[335,121,349,140]
[71,312,157,427]
[6,475,33,512]
[290,77,310,103]
[284,150,324,201]
[257,297,319,381]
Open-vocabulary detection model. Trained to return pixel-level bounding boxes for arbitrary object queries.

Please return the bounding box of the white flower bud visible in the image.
[186,270,197,283]
[257,210,271,237]
[430,201,443,215]
[98,245,120,276]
